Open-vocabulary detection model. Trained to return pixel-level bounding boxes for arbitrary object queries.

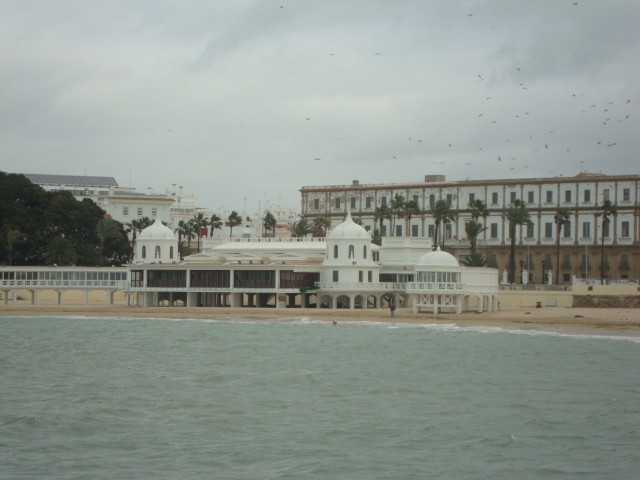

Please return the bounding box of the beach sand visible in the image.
[1,302,639,334]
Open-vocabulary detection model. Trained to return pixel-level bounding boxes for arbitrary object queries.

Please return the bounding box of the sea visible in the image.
[1,315,639,480]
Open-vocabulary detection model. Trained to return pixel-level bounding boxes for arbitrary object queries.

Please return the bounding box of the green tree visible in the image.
[464,219,487,255]
[97,217,124,265]
[402,199,420,237]
[227,211,243,238]
[262,211,277,237]
[389,194,406,236]
[288,219,312,237]
[597,200,617,285]
[468,199,489,221]
[504,199,532,284]
[175,220,193,258]
[554,208,571,284]
[190,212,210,252]
[460,252,487,267]
[371,228,382,246]
[125,217,153,251]
[209,214,223,237]
[374,204,392,237]
[312,216,331,237]
[430,199,455,250]
[41,236,77,266]
[3,228,22,266]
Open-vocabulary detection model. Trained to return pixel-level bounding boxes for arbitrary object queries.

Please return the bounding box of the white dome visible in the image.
[416,247,459,267]
[327,212,370,239]
[138,219,177,240]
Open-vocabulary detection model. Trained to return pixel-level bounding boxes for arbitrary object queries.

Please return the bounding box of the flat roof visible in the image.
[22,173,119,188]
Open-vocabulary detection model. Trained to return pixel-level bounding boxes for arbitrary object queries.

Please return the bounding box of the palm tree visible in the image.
[554,207,571,284]
[465,219,487,255]
[504,199,532,284]
[389,194,406,236]
[288,219,312,237]
[227,211,242,238]
[96,217,122,264]
[41,236,77,266]
[175,220,192,258]
[125,217,153,251]
[468,199,489,221]
[460,252,487,267]
[209,214,223,237]
[597,200,617,285]
[374,204,392,237]
[190,213,210,253]
[402,199,420,237]
[312,216,331,237]
[262,211,277,237]
[430,199,455,250]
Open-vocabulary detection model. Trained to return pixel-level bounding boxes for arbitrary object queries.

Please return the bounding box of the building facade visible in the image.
[300,173,640,284]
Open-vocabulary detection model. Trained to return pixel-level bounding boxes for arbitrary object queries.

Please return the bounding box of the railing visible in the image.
[316,282,406,291]
[0,280,129,288]
[500,284,571,291]
[406,282,465,292]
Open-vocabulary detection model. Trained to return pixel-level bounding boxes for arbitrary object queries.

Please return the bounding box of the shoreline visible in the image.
[1,304,639,335]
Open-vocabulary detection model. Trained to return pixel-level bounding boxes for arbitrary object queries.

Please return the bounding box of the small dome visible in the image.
[416,247,459,267]
[138,219,177,240]
[327,212,370,239]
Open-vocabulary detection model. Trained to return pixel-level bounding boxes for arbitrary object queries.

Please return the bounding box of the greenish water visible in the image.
[1,316,639,479]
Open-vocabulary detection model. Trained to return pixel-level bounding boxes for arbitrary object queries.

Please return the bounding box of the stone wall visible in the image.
[572,295,640,308]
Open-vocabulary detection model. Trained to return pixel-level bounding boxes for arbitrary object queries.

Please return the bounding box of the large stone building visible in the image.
[300,173,640,284]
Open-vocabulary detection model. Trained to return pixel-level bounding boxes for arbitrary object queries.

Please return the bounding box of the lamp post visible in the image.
[519,259,524,284]
[541,259,546,284]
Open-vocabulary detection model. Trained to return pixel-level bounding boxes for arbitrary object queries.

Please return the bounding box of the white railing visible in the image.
[315,282,406,291]
[406,282,465,292]
[0,280,129,289]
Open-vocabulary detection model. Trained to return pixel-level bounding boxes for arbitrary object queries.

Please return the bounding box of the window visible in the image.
[582,221,590,238]
[445,223,452,239]
[428,225,434,237]
[363,246,367,258]
[490,223,498,239]
[620,254,629,267]
[563,220,571,238]
[413,194,419,203]
[348,245,354,259]
[469,193,475,204]
[621,221,630,237]
[314,199,320,210]
[526,223,534,238]
[603,221,610,238]
[359,271,363,282]
[333,245,338,259]
[154,246,161,259]
[368,271,373,282]
[396,225,402,237]
[546,190,553,203]
[603,189,610,202]
[335,198,341,209]
[151,207,157,217]
[623,188,630,201]
[565,190,572,202]
[602,254,609,267]
[332,270,339,282]
[169,246,174,259]
[141,246,146,259]
[563,254,571,267]
[365,197,372,208]
[446,193,452,206]
[381,196,387,205]
[123,207,128,216]
[429,194,435,207]
[350,197,356,209]
[545,222,553,238]
[137,207,143,216]
[581,254,588,267]
[584,189,591,202]
[512,192,518,203]
[381,225,387,236]
[488,255,497,267]
[492,192,499,204]
[526,191,533,203]
[411,224,419,237]
[544,254,552,268]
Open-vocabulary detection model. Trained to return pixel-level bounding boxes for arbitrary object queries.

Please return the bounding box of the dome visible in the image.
[138,219,177,240]
[416,247,459,267]
[327,212,370,239]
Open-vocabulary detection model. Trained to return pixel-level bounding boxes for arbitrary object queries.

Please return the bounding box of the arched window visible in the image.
[348,245,355,259]
[363,245,367,259]
[169,246,174,259]
[155,246,161,259]
[333,245,339,259]
[142,246,146,259]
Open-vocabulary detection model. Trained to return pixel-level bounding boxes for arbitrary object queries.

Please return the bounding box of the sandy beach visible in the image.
[1,303,639,334]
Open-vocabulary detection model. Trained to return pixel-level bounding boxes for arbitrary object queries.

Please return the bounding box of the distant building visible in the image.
[300,173,640,284]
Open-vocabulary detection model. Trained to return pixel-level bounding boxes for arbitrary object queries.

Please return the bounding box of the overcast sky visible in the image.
[2,0,638,216]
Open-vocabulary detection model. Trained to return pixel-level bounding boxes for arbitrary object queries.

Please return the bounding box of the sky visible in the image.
[2,0,638,216]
